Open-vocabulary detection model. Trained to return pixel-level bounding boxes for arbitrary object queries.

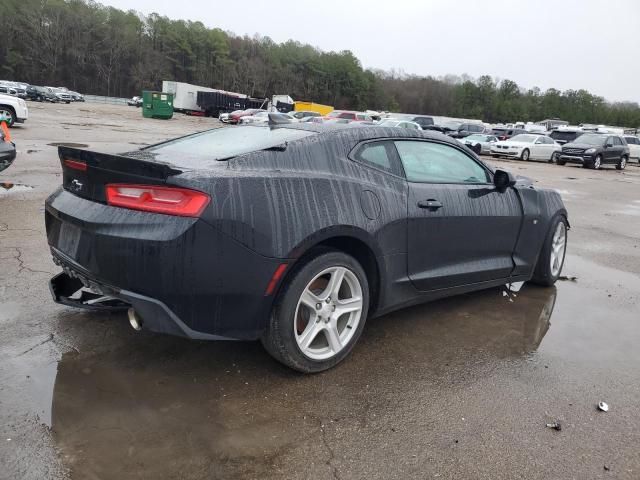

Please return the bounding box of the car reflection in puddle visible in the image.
[48,284,558,478]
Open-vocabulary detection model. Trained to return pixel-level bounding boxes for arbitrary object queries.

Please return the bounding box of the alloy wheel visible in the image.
[294,266,363,360]
[550,222,567,277]
[594,155,602,169]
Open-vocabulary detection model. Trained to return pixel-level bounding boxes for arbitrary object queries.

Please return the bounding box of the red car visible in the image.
[229,108,266,124]
[323,110,373,122]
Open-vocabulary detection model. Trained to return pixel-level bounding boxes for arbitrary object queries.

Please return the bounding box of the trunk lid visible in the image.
[59,146,182,203]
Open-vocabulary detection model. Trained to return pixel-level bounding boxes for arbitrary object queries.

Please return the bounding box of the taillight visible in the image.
[63,159,87,171]
[105,184,210,217]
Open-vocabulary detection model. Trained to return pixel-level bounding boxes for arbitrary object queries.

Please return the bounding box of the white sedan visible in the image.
[623,136,640,160]
[491,134,561,161]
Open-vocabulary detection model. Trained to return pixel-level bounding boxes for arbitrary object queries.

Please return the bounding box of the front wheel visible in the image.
[0,107,16,127]
[521,149,530,161]
[530,216,568,286]
[261,251,369,373]
[590,154,602,170]
[616,156,627,170]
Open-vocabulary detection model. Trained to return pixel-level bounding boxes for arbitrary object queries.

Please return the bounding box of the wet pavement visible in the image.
[1,103,640,479]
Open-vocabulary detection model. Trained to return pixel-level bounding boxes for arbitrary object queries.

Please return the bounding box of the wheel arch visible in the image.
[281,227,383,314]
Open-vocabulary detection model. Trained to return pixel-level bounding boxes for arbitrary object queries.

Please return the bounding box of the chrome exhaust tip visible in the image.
[127,308,142,331]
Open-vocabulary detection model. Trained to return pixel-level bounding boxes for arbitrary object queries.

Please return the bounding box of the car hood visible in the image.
[562,142,600,149]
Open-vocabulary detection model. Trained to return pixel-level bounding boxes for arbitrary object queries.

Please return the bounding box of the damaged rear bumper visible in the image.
[49,248,235,341]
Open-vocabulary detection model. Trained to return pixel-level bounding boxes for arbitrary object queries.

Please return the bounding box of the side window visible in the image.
[352,141,401,176]
[394,141,490,184]
[340,112,355,120]
[613,137,623,146]
[470,124,483,133]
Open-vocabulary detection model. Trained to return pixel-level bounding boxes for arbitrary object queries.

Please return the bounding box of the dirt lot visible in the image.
[1,102,639,480]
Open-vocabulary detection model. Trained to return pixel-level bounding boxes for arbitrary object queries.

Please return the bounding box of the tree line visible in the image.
[1,0,639,128]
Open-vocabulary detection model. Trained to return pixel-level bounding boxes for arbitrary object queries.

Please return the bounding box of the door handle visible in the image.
[418,199,443,210]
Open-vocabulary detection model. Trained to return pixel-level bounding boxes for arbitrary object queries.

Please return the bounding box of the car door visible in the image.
[613,136,625,161]
[394,139,523,291]
[603,136,617,162]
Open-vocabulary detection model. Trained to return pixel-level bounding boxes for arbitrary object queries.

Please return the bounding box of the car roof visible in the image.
[269,123,464,147]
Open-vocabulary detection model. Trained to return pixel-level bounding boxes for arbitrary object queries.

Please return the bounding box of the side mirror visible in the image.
[605,143,613,148]
[494,169,516,190]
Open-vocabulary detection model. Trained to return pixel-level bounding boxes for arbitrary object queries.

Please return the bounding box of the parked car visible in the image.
[491,134,561,161]
[325,110,373,122]
[46,87,72,104]
[622,135,640,161]
[461,134,498,155]
[557,133,630,170]
[229,108,266,124]
[445,122,491,139]
[388,114,435,130]
[0,81,28,99]
[376,119,421,130]
[127,96,143,107]
[0,85,18,97]
[26,85,57,102]
[240,111,293,125]
[0,93,29,126]
[491,127,528,141]
[46,123,569,372]
[289,111,321,120]
[69,91,85,102]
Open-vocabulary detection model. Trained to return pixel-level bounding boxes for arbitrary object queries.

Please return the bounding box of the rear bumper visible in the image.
[45,188,286,340]
[49,255,234,340]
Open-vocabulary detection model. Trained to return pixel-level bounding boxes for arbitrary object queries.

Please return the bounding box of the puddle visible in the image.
[0,182,34,195]
[47,142,88,148]
[9,256,640,479]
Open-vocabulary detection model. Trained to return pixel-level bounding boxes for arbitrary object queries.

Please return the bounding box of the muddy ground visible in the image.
[1,102,639,480]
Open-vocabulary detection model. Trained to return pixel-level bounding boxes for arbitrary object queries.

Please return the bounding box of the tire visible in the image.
[616,155,627,170]
[530,216,568,287]
[472,143,482,155]
[556,159,566,166]
[521,149,530,161]
[0,106,16,127]
[592,154,602,170]
[261,250,369,373]
[491,154,500,158]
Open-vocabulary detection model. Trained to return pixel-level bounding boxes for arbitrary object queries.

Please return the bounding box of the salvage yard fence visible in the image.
[84,95,129,105]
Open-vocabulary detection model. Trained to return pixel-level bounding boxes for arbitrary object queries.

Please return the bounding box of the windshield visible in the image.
[509,134,537,143]
[379,120,400,126]
[147,126,316,161]
[327,111,344,118]
[574,134,605,145]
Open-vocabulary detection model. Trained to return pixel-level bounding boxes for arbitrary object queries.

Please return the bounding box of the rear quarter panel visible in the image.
[173,131,409,260]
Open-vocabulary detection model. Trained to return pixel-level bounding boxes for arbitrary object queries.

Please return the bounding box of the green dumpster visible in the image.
[142,91,174,119]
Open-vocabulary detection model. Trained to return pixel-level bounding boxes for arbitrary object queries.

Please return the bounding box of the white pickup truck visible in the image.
[0,93,29,127]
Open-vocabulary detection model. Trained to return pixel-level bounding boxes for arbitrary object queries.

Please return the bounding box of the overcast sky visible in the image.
[100,0,640,103]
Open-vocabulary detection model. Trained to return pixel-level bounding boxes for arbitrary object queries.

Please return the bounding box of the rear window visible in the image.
[147,126,316,161]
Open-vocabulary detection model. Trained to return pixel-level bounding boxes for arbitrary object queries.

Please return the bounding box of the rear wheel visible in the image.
[472,143,482,155]
[521,149,530,161]
[531,216,568,286]
[616,155,627,170]
[261,251,369,373]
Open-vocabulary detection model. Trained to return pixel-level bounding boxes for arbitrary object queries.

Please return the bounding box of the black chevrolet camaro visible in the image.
[45,121,568,372]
